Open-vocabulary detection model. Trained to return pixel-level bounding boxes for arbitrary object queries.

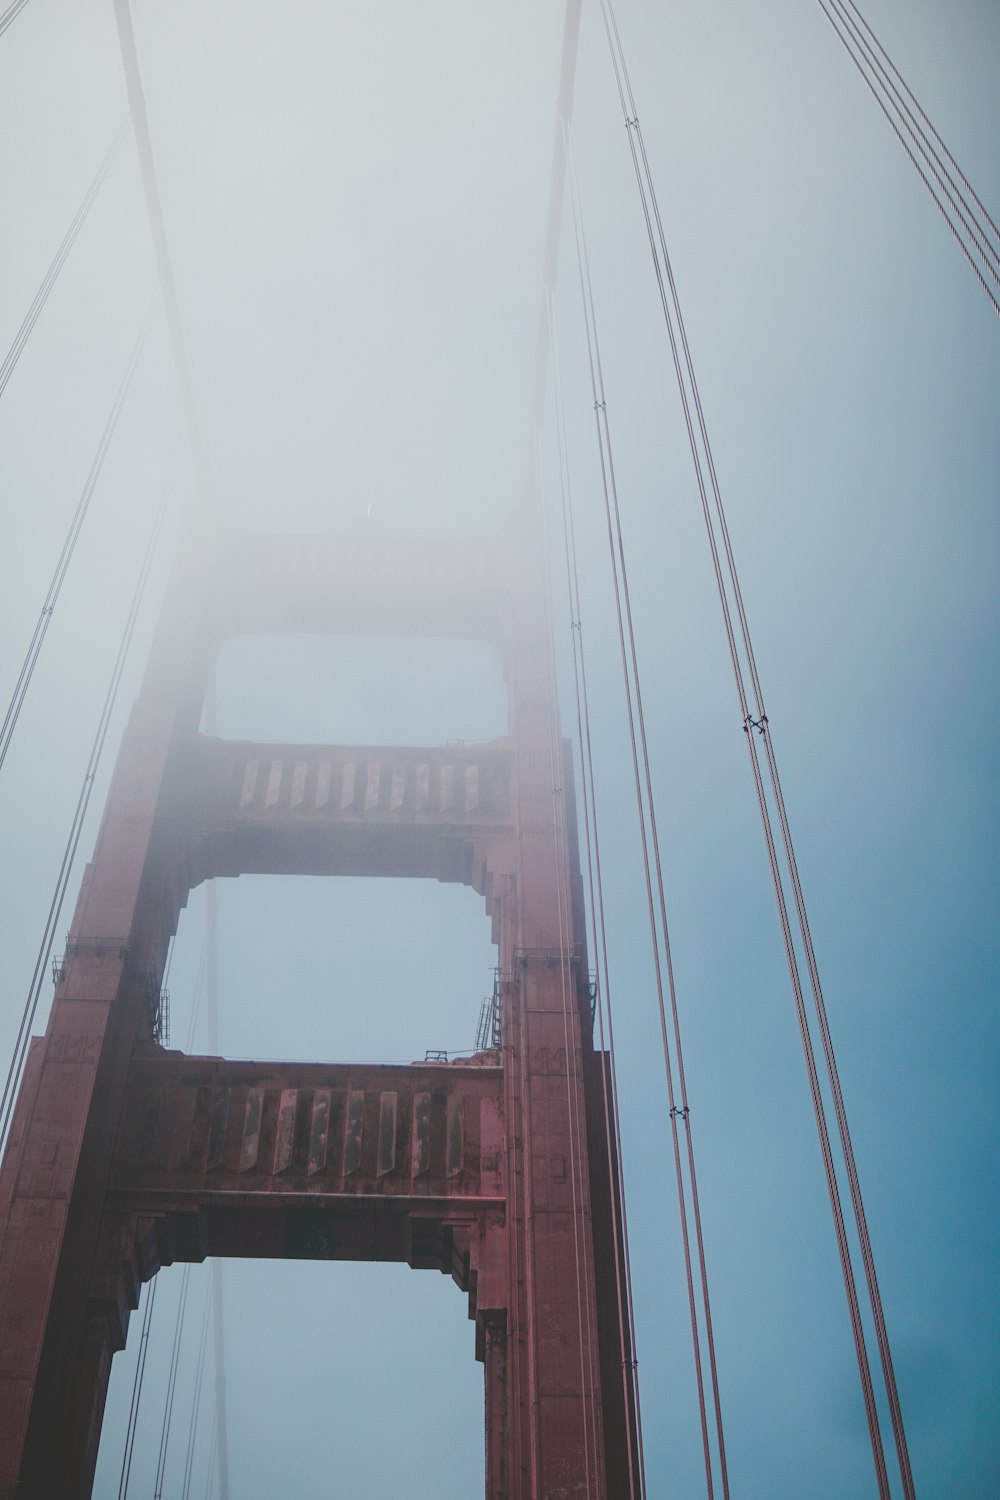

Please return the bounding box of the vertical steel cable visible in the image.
[563,121,730,1500]
[0,117,131,402]
[0,302,156,776]
[118,1276,159,1499]
[597,2,917,1494]
[0,468,171,1150]
[0,0,31,39]
[180,1280,214,1500]
[597,2,891,1488]
[547,284,647,1500]
[202,673,232,1500]
[113,0,212,491]
[826,0,999,283]
[201,1412,219,1500]
[841,0,1000,249]
[569,123,734,1499]
[815,0,1000,316]
[153,1263,193,1499]
[534,432,601,1494]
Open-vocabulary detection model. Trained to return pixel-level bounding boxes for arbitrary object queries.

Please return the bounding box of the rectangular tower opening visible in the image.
[169,874,497,1065]
[94,1258,485,1497]
[202,633,508,748]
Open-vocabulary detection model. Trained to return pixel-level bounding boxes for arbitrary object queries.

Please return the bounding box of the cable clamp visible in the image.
[743,713,769,736]
[594,399,606,413]
[41,606,54,616]
[625,116,639,130]
[570,619,581,632]
[669,1105,690,1121]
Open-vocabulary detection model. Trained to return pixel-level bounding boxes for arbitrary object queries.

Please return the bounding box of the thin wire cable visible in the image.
[113,0,212,492]
[548,285,647,1500]
[180,1278,214,1500]
[597,3,890,1488]
[202,1413,219,1500]
[118,1274,159,1499]
[598,3,915,1493]
[564,121,727,1500]
[0,468,171,1151]
[828,0,999,283]
[0,0,31,39]
[816,0,1000,317]
[604,5,916,1490]
[0,117,130,402]
[841,0,1000,248]
[568,121,733,1499]
[0,303,156,776]
[153,1262,193,1499]
[535,433,601,1493]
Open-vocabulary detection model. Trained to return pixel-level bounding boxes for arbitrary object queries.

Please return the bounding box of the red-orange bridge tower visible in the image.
[0,506,638,1498]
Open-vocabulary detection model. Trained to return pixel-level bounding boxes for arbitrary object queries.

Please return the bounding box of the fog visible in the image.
[1,2,997,1497]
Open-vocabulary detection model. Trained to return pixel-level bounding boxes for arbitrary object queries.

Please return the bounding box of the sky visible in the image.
[0,2,998,1498]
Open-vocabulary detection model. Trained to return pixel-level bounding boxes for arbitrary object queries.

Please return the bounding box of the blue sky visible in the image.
[0,2,997,1496]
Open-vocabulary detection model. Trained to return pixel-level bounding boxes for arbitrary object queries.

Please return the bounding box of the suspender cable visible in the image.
[0,304,155,776]
[0,117,130,402]
[201,1413,219,1500]
[118,1275,159,1500]
[815,0,1000,317]
[838,0,1000,251]
[0,0,30,40]
[535,434,603,1495]
[826,0,999,284]
[547,286,647,1500]
[202,675,231,1500]
[180,1280,214,1500]
[112,0,212,491]
[599,3,890,1491]
[564,124,729,1500]
[0,467,171,1150]
[598,3,915,1494]
[153,1262,193,1500]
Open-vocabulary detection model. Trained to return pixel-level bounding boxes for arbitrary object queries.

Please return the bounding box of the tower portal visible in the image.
[0,506,638,1498]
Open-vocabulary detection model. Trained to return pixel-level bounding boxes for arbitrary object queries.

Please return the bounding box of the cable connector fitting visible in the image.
[743,713,769,736]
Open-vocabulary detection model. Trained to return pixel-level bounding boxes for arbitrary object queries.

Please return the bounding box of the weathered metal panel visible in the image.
[273,1089,297,1175]
[411,1092,431,1179]
[344,1089,365,1175]
[239,1088,264,1172]
[308,1090,331,1176]
[446,1095,464,1178]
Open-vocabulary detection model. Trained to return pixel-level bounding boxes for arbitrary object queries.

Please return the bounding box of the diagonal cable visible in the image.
[0,302,156,776]
[1,117,130,402]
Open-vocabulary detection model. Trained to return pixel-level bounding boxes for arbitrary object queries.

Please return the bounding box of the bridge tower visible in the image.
[0,504,637,1498]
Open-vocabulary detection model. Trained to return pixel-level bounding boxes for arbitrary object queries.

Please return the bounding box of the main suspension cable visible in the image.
[598,2,916,1494]
[0,303,155,777]
[0,117,130,403]
[0,468,171,1151]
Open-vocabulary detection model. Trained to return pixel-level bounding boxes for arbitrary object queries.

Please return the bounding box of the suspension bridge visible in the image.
[0,3,997,1497]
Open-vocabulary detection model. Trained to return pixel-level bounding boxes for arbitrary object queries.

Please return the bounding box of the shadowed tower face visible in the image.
[0,508,638,1499]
